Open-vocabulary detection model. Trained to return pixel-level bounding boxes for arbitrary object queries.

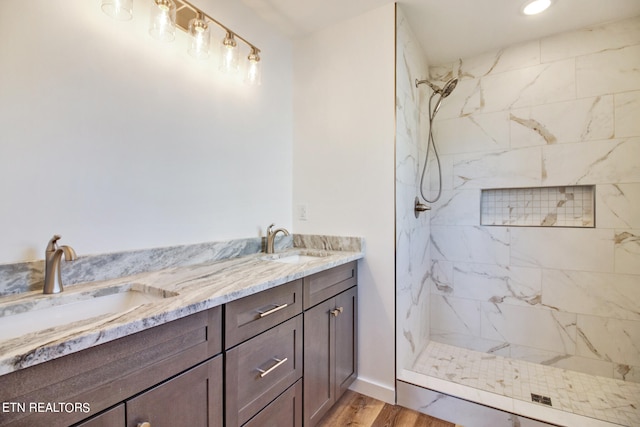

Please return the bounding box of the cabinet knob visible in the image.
[138,423,151,427]
[330,307,344,317]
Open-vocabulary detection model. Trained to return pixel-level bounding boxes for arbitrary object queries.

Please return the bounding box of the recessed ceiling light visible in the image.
[522,0,552,15]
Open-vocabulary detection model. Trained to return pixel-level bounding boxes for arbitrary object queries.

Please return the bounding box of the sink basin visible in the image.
[0,284,178,341]
[262,250,330,264]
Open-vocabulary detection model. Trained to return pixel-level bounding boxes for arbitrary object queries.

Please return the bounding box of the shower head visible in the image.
[441,78,458,97]
[415,78,459,98]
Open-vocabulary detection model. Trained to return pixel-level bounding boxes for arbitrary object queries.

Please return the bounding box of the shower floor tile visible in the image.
[413,342,640,426]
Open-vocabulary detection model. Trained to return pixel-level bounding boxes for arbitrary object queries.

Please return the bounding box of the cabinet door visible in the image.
[335,286,357,399]
[303,298,335,427]
[243,380,302,427]
[74,404,124,427]
[126,355,223,427]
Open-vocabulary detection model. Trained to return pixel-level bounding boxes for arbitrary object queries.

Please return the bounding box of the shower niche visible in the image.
[480,185,595,227]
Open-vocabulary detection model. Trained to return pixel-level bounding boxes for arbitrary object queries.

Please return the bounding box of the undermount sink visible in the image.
[0,284,178,341]
[262,250,331,264]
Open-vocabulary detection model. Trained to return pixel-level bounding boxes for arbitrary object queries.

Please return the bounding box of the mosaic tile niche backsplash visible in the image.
[480,185,595,227]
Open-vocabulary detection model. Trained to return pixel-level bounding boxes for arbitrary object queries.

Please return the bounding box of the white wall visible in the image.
[292,4,397,402]
[0,0,293,263]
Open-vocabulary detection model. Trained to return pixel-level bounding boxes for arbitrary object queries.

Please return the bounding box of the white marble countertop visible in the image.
[0,248,363,376]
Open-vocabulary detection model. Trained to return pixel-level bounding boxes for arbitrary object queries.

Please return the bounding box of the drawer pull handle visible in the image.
[257,357,288,378]
[331,307,344,317]
[258,303,289,318]
[138,423,151,427]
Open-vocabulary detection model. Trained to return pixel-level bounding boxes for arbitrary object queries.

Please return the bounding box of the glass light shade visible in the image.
[245,49,261,86]
[522,0,552,15]
[101,0,133,21]
[149,0,176,42]
[188,16,210,59]
[220,32,239,73]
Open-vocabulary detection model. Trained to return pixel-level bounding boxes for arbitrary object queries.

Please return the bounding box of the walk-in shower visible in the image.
[414,77,458,215]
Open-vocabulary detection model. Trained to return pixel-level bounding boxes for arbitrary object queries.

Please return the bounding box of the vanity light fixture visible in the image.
[101,0,133,21]
[188,12,210,59]
[522,0,552,15]
[245,47,262,86]
[101,0,262,84]
[149,0,176,42]
[220,31,240,73]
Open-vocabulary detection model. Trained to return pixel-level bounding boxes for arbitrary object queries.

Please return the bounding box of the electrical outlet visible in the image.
[297,204,308,221]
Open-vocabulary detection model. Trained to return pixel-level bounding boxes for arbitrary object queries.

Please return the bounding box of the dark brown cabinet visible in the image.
[75,404,124,427]
[303,285,357,427]
[0,306,221,427]
[126,355,223,427]
[243,380,303,427]
[0,261,358,427]
[78,356,223,427]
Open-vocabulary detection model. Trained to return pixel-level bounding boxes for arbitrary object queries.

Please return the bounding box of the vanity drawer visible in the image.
[243,379,302,427]
[225,279,302,349]
[225,315,303,427]
[303,261,357,309]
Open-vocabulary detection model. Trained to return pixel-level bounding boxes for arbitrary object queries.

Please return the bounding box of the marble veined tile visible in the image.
[615,91,640,138]
[480,59,575,113]
[614,229,640,275]
[542,137,640,186]
[410,342,640,426]
[509,344,615,378]
[577,315,640,366]
[429,190,480,226]
[453,146,542,189]
[430,331,511,357]
[511,228,614,272]
[576,44,640,98]
[481,303,577,354]
[452,263,542,307]
[430,225,510,265]
[455,40,541,79]
[510,96,614,147]
[432,111,510,155]
[541,16,640,63]
[542,270,640,321]
[596,184,640,229]
[430,294,481,337]
[429,259,454,295]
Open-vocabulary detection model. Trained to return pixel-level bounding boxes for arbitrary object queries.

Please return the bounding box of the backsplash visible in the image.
[480,185,595,227]
[0,236,290,296]
[0,234,365,297]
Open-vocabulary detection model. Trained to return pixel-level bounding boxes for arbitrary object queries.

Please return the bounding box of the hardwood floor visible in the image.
[317,390,459,427]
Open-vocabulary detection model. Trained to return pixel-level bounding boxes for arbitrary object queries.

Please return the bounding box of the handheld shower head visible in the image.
[441,78,458,97]
[415,78,458,98]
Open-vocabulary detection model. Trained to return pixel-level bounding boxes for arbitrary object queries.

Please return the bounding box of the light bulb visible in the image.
[101,0,133,21]
[149,0,176,42]
[245,48,261,86]
[188,15,210,59]
[220,32,239,73]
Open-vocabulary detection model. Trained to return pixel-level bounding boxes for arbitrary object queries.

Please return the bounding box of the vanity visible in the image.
[0,239,361,427]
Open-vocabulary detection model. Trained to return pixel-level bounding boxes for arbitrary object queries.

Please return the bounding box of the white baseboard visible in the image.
[349,376,396,404]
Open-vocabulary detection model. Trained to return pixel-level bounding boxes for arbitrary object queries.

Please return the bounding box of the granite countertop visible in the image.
[0,246,363,376]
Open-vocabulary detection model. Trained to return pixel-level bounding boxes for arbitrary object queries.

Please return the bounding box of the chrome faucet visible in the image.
[266,223,290,254]
[43,235,77,294]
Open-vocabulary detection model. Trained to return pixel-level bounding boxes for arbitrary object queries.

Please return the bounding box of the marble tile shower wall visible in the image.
[426,16,640,383]
[395,7,432,370]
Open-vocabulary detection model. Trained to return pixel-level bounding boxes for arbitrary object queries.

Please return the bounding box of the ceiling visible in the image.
[241,0,640,65]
